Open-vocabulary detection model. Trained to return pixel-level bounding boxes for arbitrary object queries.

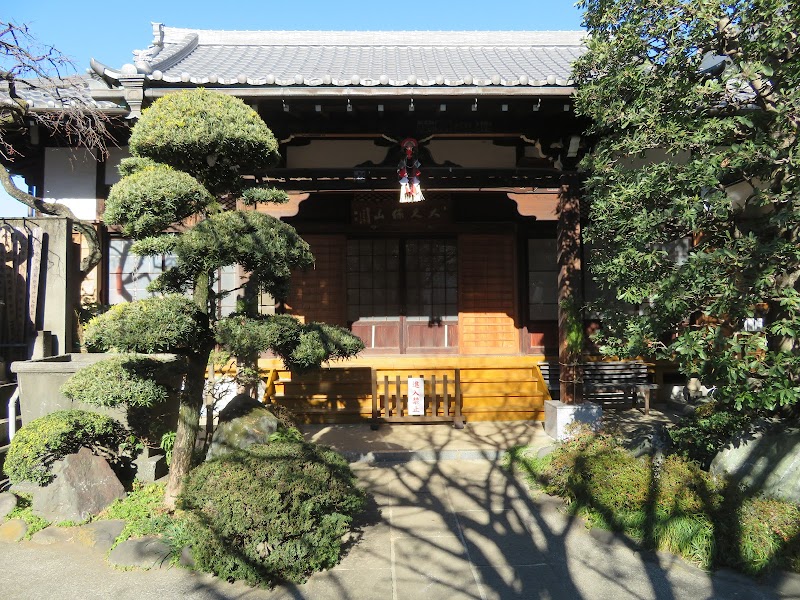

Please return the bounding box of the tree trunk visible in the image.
[163,352,209,510]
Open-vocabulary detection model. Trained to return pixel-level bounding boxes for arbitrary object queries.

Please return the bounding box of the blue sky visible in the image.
[2,1,584,215]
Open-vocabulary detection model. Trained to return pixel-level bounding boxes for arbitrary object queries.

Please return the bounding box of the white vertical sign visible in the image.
[407,377,425,416]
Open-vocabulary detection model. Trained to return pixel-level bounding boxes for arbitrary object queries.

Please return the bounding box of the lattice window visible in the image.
[405,239,458,318]
[346,238,400,321]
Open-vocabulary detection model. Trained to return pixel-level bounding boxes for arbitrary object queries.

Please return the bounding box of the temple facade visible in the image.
[4,25,592,422]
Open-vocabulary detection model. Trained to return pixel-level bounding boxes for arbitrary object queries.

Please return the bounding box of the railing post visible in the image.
[370,368,379,430]
[454,369,464,429]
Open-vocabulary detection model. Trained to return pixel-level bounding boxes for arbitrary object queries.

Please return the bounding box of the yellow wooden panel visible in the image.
[459,381,543,396]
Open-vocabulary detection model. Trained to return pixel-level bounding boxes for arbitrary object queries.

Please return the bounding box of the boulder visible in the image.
[0,518,27,542]
[206,394,279,461]
[0,491,17,520]
[710,426,800,504]
[33,447,126,523]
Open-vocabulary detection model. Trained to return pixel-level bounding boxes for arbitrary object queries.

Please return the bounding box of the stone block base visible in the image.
[544,400,602,441]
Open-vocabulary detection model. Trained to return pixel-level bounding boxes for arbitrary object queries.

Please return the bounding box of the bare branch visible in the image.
[0,20,115,161]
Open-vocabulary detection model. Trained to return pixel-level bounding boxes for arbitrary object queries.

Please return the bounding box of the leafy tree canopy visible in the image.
[575,0,800,410]
[104,160,214,238]
[145,210,314,302]
[128,88,280,195]
[83,295,211,355]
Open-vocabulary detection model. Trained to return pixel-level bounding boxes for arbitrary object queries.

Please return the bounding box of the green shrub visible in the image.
[725,496,800,575]
[83,294,211,354]
[60,355,169,408]
[104,162,214,238]
[669,402,754,469]
[179,441,365,587]
[654,454,724,517]
[543,430,652,514]
[215,313,365,374]
[4,410,130,485]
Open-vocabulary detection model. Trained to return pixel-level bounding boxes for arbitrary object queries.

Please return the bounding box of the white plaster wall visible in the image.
[105,146,130,186]
[287,140,388,168]
[43,148,98,220]
[427,140,515,168]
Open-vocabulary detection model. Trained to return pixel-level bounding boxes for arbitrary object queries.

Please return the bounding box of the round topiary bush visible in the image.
[59,354,180,446]
[60,355,170,409]
[129,88,280,195]
[179,441,365,587]
[104,161,214,238]
[4,410,130,485]
[83,294,211,354]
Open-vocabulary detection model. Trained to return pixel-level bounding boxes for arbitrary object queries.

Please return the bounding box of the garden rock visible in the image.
[33,447,126,523]
[710,426,800,504]
[31,526,75,545]
[0,518,27,542]
[0,491,17,520]
[133,450,168,483]
[107,535,171,569]
[206,394,279,460]
[75,520,126,553]
[624,423,670,458]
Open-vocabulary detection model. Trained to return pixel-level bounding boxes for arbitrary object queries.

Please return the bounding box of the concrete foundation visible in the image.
[544,399,602,441]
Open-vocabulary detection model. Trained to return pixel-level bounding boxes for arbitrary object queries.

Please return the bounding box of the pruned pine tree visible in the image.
[96,89,363,507]
[575,0,800,413]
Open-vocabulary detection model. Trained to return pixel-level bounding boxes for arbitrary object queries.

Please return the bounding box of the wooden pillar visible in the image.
[556,179,582,404]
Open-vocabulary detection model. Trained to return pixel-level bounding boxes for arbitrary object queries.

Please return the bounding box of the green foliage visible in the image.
[83,295,211,355]
[160,431,176,464]
[515,429,800,574]
[542,430,652,513]
[4,410,129,485]
[99,482,178,548]
[240,186,289,205]
[215,314,365,373]
[151,211,314,301]
[179,441,366,587]
[60,355,169,409]
[268,426,304,443]
[560,297,585,357]
[129,89,280,195]
[575,0,800,412]
[104,163,214,238]
[669,402,754,469]
[728,496,800,575]
[7,494,50,539]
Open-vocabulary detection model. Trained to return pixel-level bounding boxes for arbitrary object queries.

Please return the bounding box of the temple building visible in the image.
[4,24,591,423]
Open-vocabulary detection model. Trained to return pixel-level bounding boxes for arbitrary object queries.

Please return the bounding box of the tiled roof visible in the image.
[101,24,585,89]
[0,76,124,110]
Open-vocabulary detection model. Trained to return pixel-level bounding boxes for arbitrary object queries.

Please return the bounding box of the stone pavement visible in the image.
[1,415,800,599]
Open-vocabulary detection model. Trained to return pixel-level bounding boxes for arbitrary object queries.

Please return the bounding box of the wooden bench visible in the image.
[371,368,465,429]
[581,361,658,415]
